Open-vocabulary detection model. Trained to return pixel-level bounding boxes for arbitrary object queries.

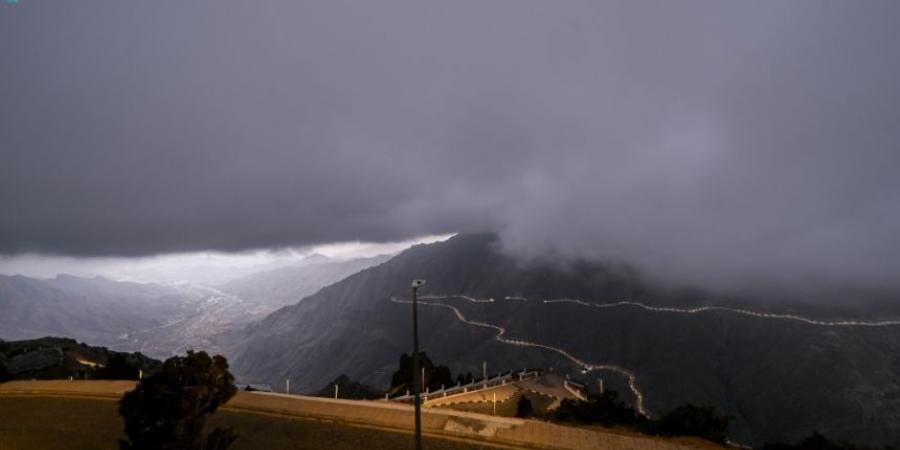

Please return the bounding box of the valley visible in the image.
[3,235,900,447]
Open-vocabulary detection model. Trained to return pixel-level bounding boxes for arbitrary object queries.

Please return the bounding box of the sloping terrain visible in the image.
[0,274,246,358]
[0,258,387,359]
[0,275,192,347]
[218,254,391,309]
[0,380,713,450]
[0,396,496,450]
[229,234,900,447]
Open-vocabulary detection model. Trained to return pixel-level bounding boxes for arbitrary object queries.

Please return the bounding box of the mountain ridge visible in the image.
[229,233,900,448]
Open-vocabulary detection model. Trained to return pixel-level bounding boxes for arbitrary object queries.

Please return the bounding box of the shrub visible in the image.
[118,350,238,450]
[390,352,453,393]
[553,389,641,426]
[317,374,380,399]
[96,353,142,380]
[551,394,731,445]
[516,395,534,418]
[645,404,730,444]
[761,432,869,450]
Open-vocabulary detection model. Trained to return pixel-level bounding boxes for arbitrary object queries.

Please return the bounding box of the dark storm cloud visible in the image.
[1,1,899,290]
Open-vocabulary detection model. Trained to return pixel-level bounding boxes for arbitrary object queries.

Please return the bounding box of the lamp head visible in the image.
[411,279,426,289]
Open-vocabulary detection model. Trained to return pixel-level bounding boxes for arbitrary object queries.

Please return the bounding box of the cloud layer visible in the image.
[1,1,898,290]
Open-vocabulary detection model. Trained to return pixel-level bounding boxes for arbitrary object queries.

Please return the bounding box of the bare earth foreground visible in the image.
[0,381,718,450]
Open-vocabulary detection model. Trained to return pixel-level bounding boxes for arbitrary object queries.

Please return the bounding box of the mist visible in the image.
[0,234,452,284]
[1,1,898,294]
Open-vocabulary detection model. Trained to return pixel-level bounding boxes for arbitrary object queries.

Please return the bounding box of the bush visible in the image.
[96,353,142,380]
[645,404,730,444]
[553,390,641,426]
[118,350,238,450]
[761,432,869,450]
[317,374,380,399]
[550,394,731,445]
[390,352,454,393]
[516,395,534,418]
[456,372,475,385]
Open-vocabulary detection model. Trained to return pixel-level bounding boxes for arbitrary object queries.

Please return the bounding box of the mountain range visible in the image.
[227,234,900,448]
[3,234,899,447]
[0,254,390,359]
[0,274,191,350]
[217,254,391,310]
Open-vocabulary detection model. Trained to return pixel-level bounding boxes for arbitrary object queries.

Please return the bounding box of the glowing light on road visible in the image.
[390,296,649,416]
[392,291,900,419]
[540,299,900,327]
[420,295,494,303]
[421,294,900,327]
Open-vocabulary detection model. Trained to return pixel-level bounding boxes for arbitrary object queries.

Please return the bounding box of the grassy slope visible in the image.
[0,397,505,450]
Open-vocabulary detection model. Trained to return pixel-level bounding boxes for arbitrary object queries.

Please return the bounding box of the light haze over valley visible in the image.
[1,1,899,449]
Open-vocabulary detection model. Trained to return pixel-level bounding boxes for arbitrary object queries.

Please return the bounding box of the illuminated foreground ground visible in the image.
[0,381,717,450]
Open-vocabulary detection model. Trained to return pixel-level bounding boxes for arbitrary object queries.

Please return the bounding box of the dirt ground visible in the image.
[0,396,512,450]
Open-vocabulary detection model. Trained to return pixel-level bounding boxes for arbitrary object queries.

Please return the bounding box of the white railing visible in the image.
[563,380,587,401]
[391,369,539,402]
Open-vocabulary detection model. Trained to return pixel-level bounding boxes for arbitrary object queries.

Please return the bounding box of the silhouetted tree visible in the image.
[317,374,380,399]
[390,352,453,393]
[118,351,238,450]
[428,365,453,391]
[516,395,534,418]
[456,372,475,385]
[391,352,419,390]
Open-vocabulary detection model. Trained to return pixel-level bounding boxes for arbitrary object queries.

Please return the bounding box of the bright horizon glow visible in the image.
[0,233,455,284]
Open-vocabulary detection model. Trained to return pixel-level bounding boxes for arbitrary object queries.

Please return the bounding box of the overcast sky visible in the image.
[1,1,898,292]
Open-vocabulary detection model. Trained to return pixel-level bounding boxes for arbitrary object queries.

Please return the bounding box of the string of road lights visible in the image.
[425,293,900,327]
[541,299,900,327]
[390,296,649,416]
[395,291,900,418]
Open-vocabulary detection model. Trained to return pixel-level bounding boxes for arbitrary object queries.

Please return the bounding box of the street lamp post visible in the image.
[411,279,426,450]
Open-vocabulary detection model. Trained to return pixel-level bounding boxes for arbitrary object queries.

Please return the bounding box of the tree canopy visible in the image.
[390,352,454,393]
[118,350,238,450]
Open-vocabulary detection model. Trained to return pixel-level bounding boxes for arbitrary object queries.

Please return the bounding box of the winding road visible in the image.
[427,294,900,327]
[391,296,648,416]
[540,298,900,327]
[395,292,900,418]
